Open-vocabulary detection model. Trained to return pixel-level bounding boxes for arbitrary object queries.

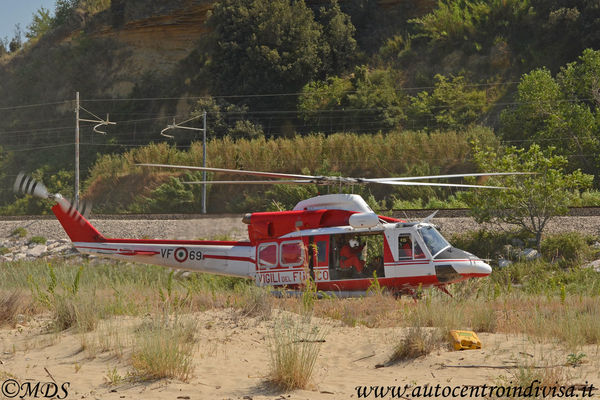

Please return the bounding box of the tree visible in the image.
[53,0,79,28]
[0,37,7,57]
[192,97,263,138]
[407,74,488,131]
[207,0,323,99]
[206,0,357,109]
[501,49,600,178]
[317,1,357,77]
[8,25,22,53]
[462,144,593,250]
[26,7,53,41]
[298,66,406,133]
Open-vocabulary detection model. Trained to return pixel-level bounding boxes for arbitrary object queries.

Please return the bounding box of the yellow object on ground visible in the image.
[449,330,482,350]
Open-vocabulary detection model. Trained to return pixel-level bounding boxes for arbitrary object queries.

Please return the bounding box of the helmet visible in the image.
[349,239,359,248]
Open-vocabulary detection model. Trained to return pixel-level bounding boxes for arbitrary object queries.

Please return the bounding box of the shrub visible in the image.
[451,229,533,261]
[541,232,592,264]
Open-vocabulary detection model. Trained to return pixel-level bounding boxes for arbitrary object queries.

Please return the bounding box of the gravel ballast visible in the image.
[1,215,599,242]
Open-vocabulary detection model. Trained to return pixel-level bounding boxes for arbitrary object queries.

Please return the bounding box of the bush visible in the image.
[451,230,533,261]
[541,232,592,264]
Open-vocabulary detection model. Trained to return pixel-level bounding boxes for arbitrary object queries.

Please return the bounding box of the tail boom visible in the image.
[52,203,255,278]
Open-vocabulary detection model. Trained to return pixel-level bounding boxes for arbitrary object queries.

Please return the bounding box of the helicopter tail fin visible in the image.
[52,201,106,243]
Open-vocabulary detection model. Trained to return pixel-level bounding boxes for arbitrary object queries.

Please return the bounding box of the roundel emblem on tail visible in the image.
[174,247,188,263]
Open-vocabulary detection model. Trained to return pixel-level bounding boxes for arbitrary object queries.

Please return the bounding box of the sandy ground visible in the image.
[1,309,598,400]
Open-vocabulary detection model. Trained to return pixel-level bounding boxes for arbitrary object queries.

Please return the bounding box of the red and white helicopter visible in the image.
[14,167,519,296]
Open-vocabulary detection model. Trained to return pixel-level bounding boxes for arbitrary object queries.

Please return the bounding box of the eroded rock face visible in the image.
[86,0,212,96]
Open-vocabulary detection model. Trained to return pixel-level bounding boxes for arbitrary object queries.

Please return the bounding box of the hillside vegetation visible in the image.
[1,0,600,213]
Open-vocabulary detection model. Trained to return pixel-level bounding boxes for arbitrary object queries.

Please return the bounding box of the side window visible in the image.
[258,243,277,269]
[280,241,304,267]
[280,240,304,267]
[316,241,327,263]
[414,242,426,259]
[397,234,412,260]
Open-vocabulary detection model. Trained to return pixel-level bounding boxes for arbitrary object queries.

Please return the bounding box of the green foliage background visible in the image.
[2,0,600,214]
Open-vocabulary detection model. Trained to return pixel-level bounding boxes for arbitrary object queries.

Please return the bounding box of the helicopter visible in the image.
[14,167,522,296]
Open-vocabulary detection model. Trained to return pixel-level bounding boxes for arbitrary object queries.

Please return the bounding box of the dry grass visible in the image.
[53,294,100,332]
[238,285,273,320]
[81,318,131,360]
[129,317,197,382]
[2,258,600,356]
[495,357,574,399]
[310,293,403,328]
[388,327,445,364]
[268,315,326,391]
[0,291,26,327]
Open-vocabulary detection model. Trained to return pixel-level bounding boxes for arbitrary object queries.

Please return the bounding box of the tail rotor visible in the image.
[14,172,51,199]
[13,172,92,219]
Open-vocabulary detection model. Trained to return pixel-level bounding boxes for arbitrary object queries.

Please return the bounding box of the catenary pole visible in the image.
[203,110,207,214]
[75,91,80,206]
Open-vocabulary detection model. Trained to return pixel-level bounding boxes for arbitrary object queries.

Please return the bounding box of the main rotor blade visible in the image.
[376,181,506,189]
[367,172,535,182]
[137,163,318,180]
[183,180,316,185]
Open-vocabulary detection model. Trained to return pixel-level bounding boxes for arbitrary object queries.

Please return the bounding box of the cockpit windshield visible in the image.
[417,225,450,258]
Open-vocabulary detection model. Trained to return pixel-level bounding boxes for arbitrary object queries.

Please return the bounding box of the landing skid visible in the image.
[435,285,453,297]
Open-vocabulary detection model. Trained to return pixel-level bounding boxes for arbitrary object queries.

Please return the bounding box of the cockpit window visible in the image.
[417,225,450,257]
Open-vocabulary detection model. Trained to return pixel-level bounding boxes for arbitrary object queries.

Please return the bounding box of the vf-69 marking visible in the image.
[160,247,203,263]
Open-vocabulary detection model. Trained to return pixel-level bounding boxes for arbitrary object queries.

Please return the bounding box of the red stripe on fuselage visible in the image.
[315,275,439,291]
[203,254,254,263]
[105,238,252,246]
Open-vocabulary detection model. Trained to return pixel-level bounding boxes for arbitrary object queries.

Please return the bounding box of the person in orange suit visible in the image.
[340,238,365,274]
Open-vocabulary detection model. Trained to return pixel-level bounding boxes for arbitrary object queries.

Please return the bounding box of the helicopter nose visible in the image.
[479,261,492,275]
[454,259,492,276]
[468,260,492,276]
[434,247,492,283]
[435,260,491,283]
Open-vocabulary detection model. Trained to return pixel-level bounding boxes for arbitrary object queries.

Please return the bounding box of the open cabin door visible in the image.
[329,232,385,280]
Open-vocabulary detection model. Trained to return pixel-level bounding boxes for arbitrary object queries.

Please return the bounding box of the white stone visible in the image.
[520,248,539,260]
[582,259,600,272]
[51,244,73,253]
[498,259,512,268]
[26,245,47,257]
